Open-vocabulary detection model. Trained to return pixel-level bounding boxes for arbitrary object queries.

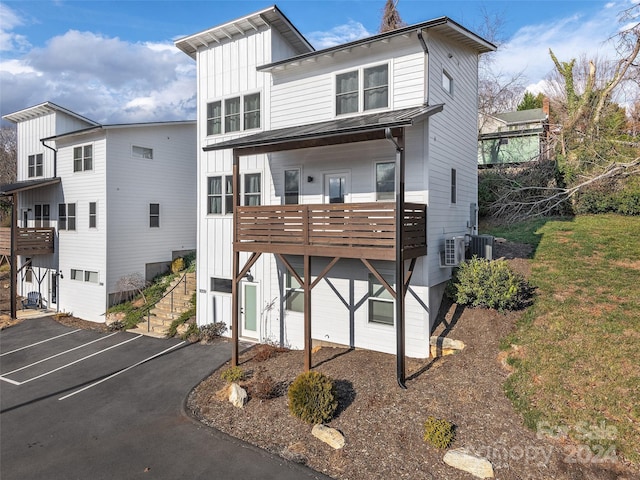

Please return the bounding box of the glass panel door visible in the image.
[241,283,258,338]
[324,173,349,204]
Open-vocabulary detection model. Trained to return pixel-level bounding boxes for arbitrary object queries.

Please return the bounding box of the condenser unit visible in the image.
[443,236,466,266]
[469,235,494,260]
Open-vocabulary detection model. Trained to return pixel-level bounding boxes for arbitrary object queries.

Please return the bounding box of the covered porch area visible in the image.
[205,104,442,386]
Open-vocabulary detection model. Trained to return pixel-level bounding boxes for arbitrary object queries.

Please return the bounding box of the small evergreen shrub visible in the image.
[220,366,245,383]
[446,257,531,311]
[423,416,455,449]
[288,371,338,424]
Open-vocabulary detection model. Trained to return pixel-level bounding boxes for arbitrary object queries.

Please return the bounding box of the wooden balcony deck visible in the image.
[0,227,55,256]
[234,202,426,261]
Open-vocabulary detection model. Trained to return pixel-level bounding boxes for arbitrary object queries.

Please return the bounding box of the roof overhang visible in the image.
[175,5,314,60]
[2,102,99,126]
[204,104,444,156]
[259,17,495,72]
[0,178,61,196]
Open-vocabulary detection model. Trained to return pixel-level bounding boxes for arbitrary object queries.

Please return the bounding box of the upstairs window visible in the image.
[225,97,241,133]
[73,145,93,172]
[132,146,153,159]
[207,101,222,135]
[28,154,43,178]
[58,203,76,231]
[442,70,453,95]
[336,71,359,115]
[243,93,261,130]
[336,64,389,115]
[89,202,97,228]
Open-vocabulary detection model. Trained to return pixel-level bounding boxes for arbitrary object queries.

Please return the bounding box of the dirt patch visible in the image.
[186,243,638,480]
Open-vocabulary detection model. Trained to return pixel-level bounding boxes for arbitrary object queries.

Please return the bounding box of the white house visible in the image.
[1,102,196,322]
[175,5,494,384]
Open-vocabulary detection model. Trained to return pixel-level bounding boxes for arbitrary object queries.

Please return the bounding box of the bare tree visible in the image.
[379,0,406,33]
[0,126,17,186]
[114,273,149,304]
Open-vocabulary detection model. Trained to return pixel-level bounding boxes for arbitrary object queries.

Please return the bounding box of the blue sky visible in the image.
[1,0,637,124]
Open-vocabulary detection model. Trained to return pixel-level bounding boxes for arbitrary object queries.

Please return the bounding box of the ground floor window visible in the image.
[285,272,304,313]
[368,274,394,325]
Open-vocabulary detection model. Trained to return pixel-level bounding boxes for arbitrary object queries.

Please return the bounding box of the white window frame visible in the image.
[375,162,395,201]
[451,168,457,204]
[89,202,97,228]
[243,172,261,207]
[58,203,76,231]
[285,271,304,313]
[207,92,261,136]
[206,101,222,136]
[368,273,395,326]
[335,63,389,116]
[28,154,43,178]
[284,168,300,205]
[207,175,233,215]
[132,145,153,159]
[34,203,50,227]
[73,144,93,172]
[442,69,453,95]
[84,270,99,283]
[70,269,83,281]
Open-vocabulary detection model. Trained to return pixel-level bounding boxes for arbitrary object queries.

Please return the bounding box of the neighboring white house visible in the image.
[1,102,196,322]
[175,5,494,383]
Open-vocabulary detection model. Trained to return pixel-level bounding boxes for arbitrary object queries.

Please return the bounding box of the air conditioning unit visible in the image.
[443,236,466,266]
[469,235,494,260]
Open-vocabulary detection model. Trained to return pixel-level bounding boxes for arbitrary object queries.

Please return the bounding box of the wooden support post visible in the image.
[303,254,311,371]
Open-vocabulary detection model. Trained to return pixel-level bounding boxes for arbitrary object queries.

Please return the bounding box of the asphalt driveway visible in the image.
[0,317,330,480]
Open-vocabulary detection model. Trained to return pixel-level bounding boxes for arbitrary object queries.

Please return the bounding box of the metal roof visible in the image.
[493,108,547,125]
[0,178,61,196]
[259,16,495,72]
[203,104,444,153]
[41,120,196,142]
[174,5,314,59]
[2,102,99,126]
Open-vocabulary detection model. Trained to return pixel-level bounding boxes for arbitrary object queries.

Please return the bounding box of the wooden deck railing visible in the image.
[235,202,426,261]
[0,227,55,256]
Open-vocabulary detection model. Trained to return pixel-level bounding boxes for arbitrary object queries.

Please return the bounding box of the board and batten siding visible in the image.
[105,124,196,299]
[55,132,108,321]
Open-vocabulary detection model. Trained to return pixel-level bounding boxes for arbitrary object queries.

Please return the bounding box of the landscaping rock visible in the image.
[430,336,465,357]
[228,382,247,408]
[312,424,345,449]
[443,448,494,478]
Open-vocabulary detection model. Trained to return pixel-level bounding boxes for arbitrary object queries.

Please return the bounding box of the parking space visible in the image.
[0,316,329,480]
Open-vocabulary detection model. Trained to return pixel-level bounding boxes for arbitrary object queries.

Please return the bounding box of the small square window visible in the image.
[84,271,99,283]
[70,269,83,281]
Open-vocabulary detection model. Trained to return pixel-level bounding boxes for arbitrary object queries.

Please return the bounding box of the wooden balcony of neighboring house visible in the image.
[234,202,427,261]
[0,227,55,256]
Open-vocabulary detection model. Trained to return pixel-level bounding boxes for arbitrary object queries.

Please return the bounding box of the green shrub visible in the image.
[423,416,455,449]
[288,371,338,424]
[446,257,531,311]
[220,366,245,383]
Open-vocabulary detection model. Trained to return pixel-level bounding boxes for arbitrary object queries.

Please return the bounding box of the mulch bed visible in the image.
[186,243,639,480]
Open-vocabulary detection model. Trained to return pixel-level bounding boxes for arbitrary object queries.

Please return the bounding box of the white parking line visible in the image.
[0,375,21,386]
[18,335,143,385]
[59,341,186,400]
[0,329,81,357]
[2,332,119,376]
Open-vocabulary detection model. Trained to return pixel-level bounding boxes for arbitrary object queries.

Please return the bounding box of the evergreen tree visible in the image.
[517,91,544,111]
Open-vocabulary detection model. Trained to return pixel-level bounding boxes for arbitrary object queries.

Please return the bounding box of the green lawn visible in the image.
[485,214,640,464]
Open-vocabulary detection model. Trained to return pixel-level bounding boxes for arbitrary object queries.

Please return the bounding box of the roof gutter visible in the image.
[416,29,429,105]
[41,139,58,178]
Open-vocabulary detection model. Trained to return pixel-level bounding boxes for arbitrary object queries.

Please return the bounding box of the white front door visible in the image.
[324,172,350,204]
[241,282,259,339]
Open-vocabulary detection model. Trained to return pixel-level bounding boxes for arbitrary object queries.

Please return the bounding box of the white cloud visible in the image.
[306,20,372,49]
[1,27,196,124]
[0,4,31,52]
